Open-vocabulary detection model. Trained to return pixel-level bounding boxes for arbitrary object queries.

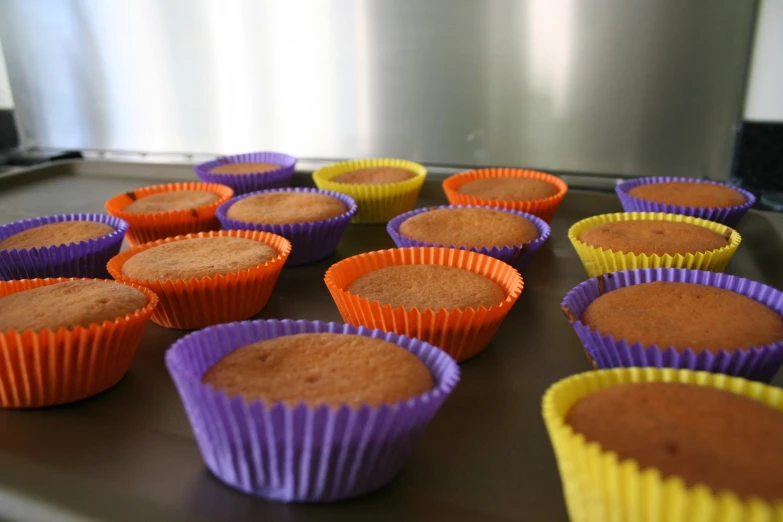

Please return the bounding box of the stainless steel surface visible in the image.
[0,0,757,179]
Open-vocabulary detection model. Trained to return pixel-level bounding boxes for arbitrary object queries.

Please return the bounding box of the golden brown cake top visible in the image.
[201,333,434,408]
[348,264,505,311]
[581,281,783,353]
[628,181,746,208]
[225,192,347,225]
[566,382,783,502]
[0,221,114,250]
[399,207,539,248]
[457,177,558,201]
[207,162,281,175]
[122,190,219,214]
[122,236,278,281]
[331,167,415,185]
[578,220,728,256]
[0,281,148,332]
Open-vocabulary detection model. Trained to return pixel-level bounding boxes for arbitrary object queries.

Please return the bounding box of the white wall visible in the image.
[744,0,783,121]
[0,37,13,109]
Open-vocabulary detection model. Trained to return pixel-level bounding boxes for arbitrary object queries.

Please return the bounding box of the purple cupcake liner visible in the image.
[216,188,358,266]
[561,268,783,382]
[194,152,297,195]
[387,205,551,271]
[165,319,460,503]
[616,176,757,227]
[0,214,128,280]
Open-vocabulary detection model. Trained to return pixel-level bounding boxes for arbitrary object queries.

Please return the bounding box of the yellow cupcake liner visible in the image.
[543,367,783,522]
[312,158,427,224]
[568,212,741,277]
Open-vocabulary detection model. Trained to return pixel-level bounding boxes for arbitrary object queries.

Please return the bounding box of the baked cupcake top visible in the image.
[331,167,415,185]
[348,264,505,310]
[582,281,783,353]
[122,190,220,214]
[0,280,147,332]
[628,181,746,208]
[399,207,539,248]
[566,382,783,502]
[578,220,728,256]
[207,162,281,175]
[201,332,434,408]
[122,236,278,281]
[457,177,558,201]
[226,192,347,224]
[0,221,114,250]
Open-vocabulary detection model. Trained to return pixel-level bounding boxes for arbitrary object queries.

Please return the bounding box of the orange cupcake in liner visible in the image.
[0,277,158,408]
[442,168,568,223]
[104,182,234,247]
[324,247,523,362]
[107,230,291,330]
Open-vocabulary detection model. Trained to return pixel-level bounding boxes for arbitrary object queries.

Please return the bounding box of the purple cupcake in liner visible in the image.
[216,188,358,266]
[561,268,783,382]
[387,205,551,271]
[194,152,297,195]
[165,319,460,503]
[0,213,128,280]
[615,176,757,227]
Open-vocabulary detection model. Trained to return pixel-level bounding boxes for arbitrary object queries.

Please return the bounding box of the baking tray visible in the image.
[0,160,781,522]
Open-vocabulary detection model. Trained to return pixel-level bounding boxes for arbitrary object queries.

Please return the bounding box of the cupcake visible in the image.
[312,158,427,224]
[194,152,297,195]
[0,214,128,280]
[616,177,757,227]
[324,247,523,361]
[166,319,459,502]
[543,367,783,522]
[0,278,158,408]
[387,205,551,271]
[104,182,234,247]
[107,230,291,329]
[216,188,358,266]
[442,168,568,223]
[568,212,741,277]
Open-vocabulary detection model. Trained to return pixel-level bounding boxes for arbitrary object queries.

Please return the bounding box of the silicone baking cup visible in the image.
[568,212,741,277]
[166,319,459,502]
[442,168,568,223]
[194,151,297,195]
[616,176,757,228]
[324,247,523,362]
[0,213,128,280]
[107,230,291,329]
[0,278,158,408]
[387,205,551,271]
[216,188,357,266]
[543,367,783,522]
[312,158,427,224]
[104,182,234,247]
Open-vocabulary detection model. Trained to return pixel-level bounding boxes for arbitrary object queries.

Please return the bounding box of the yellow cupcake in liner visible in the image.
[312,158,427,224]
[568,212,741,277]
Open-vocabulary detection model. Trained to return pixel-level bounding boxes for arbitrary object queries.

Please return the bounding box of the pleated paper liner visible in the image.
[194,151,297,195]
[0,278,158,408]
[107,230,291,329]
[165,319,460,502]
[216,188,358,266]
[386,204,551,272]
[0,213,128,280]
[312,158,427,224]
[542,368,783,522]
[616,176,757,228]
[441,168,568,224]
[561,268,783,382]
[104,182,234,247]
[324,247,523,362]
[568,212,742,277]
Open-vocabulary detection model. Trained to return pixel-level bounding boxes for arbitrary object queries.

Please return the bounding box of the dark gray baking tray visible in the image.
[0,160,781,522]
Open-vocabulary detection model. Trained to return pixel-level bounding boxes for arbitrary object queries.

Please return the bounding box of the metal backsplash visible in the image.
[0,0,757,178]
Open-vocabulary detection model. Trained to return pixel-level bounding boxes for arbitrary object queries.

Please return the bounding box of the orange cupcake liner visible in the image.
[0,278,158,408]
[442,168,568,223]
[107,230,292,329]
[104,182,234,247]
[324,247,523,362]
